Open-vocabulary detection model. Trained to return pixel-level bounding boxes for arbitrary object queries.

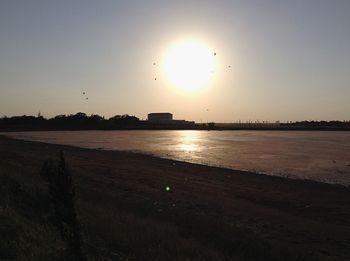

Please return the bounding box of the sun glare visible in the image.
[164,41,215,91]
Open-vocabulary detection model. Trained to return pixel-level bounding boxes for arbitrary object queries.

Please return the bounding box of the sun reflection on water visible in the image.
[176,131,202,153]
[179,143,197,152]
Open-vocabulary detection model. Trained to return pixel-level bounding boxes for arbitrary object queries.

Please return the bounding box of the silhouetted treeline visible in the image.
[0,113,140,131]
[0,113,349,131]
[0,112,195,131]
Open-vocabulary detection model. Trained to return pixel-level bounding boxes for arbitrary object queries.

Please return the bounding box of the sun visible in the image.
[163,40,215,91]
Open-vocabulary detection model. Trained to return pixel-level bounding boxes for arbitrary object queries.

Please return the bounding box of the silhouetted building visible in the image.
[145,112,195,128]
[148,112,173,122]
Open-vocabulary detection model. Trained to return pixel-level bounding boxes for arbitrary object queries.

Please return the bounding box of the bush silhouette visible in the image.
[41,151,85,261]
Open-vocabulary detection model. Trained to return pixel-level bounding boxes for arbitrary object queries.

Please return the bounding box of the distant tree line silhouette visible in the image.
[0,112,194,131]
[0,113,140,131]
[0,113,349,131]
[281,120,350,127]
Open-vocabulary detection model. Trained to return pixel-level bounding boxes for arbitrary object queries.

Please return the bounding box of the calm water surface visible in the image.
[4,130,350,186]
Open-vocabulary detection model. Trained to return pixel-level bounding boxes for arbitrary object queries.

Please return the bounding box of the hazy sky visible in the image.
[1,0,350,122]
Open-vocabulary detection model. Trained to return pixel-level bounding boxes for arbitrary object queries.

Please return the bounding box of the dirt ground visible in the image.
[1,135,349,260]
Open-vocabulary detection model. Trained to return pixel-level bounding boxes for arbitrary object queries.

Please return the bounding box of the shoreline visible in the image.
[2,127,350,132]
[2,131,350,188]
[1,135,350,260]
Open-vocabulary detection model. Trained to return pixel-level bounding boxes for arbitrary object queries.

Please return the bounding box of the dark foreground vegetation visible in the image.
[1,135,350,260]
[1,113,350,131]
[41,152,85,260]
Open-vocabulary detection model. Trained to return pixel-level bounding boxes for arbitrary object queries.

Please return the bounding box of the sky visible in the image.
[1,0,350,122]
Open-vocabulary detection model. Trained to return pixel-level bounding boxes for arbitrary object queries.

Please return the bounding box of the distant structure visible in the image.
[147,112,195,127]
[148,112,173,122]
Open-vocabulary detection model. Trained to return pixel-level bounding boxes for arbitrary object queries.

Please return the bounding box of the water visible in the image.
[4,130,350,186]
